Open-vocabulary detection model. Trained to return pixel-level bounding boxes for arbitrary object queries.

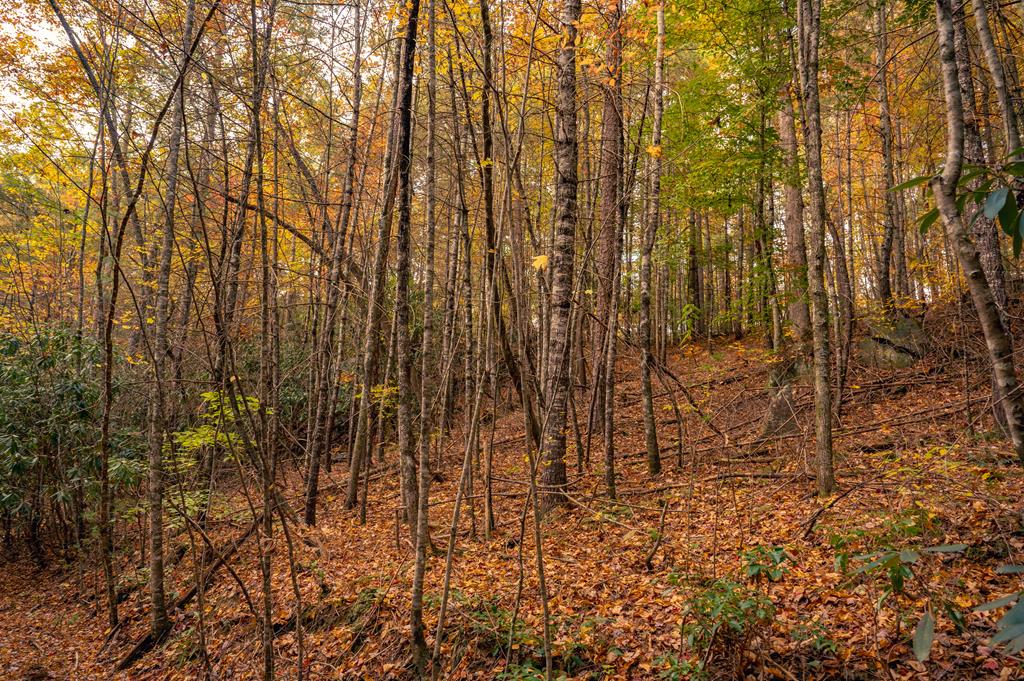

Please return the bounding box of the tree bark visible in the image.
[797,0,835,495]
[640,0,665,476]
[540,0,581,513]
[876,0,899,306]
[394,0,423,536]
[932,0,1024,462]
[778,83,810,344]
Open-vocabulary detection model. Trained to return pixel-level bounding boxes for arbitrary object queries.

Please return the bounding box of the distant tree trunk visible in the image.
[304,1,362,519]
[592,0,623,439]
[145,0,197,638]
[932,0,1024,462]
[540,0,581,513]
[411,0,437,669]
[973,0,1022,159]
[342,30,405,516]
[598,0,623,496]
[470,0,540,450]
[254,17,278,678]
[640,0,665,476]
[797,0,835,495]
[827,207,854,413]
[687,210,702,336]
[876,0,899,306]
[735,206,745,339]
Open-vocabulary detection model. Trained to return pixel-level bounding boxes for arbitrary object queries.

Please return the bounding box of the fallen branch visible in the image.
[644,501,670,571]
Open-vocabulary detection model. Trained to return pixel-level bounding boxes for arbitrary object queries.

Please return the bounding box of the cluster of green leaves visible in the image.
[681,578,774,660]
[654,653,706,680]
[171,389,262,462]
[741,545,792,583]
[453,591,539,658]
[495,663,548,681]
[900,151,1024,255]
[972,565,1024,654]
[850,544,968,661]
[790,619,839,660]
[0,330,109,520]
[164,389,265,528]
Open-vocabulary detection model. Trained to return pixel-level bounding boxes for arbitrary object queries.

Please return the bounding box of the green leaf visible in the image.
[899,549,921,563]
[972,593,1020,613]
[944,603,966,633]
[984,187,1009,219]
[996,565,1024,575]
[956,167,986,186]
[892,175,931,191]
[996,600,1024,629]
[913,609,935,662]
[991,622,1024,646]
[853,552,891,575]
[923,544,968,553]
[1007,633,1024,654]
[999,194,1018,235]
[958,192,972,213]
[918,208,939,235]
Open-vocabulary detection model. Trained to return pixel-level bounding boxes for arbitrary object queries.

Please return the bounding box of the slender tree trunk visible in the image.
[640,0,665,476]
[592,0,623,438]
[876,0,899,306]
[540,0,581,512]
[778,83,810,344]
[303,3,362,516]
[145,0,197,637]
[797,0,835,494]
[395,0,423,535]
[973,0,1022,157]
[342,31,405,516]
[411,0,437,669]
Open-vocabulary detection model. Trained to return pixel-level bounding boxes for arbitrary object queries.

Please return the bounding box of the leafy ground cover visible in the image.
[1,332,1023,680]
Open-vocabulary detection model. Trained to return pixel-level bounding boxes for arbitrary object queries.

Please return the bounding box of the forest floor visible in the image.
[2,313,1024,680]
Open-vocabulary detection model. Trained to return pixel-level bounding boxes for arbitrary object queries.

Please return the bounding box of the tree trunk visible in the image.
[876,0,899,306]
[411,0,437,669]
[932,0,1024,462]
[145,0,197,637]
[797,0,835,495]
[592,0,623,438]
[540,0,581,513]
[395,0,423,535]
[778,83,810,344]
[640,0,665,476]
